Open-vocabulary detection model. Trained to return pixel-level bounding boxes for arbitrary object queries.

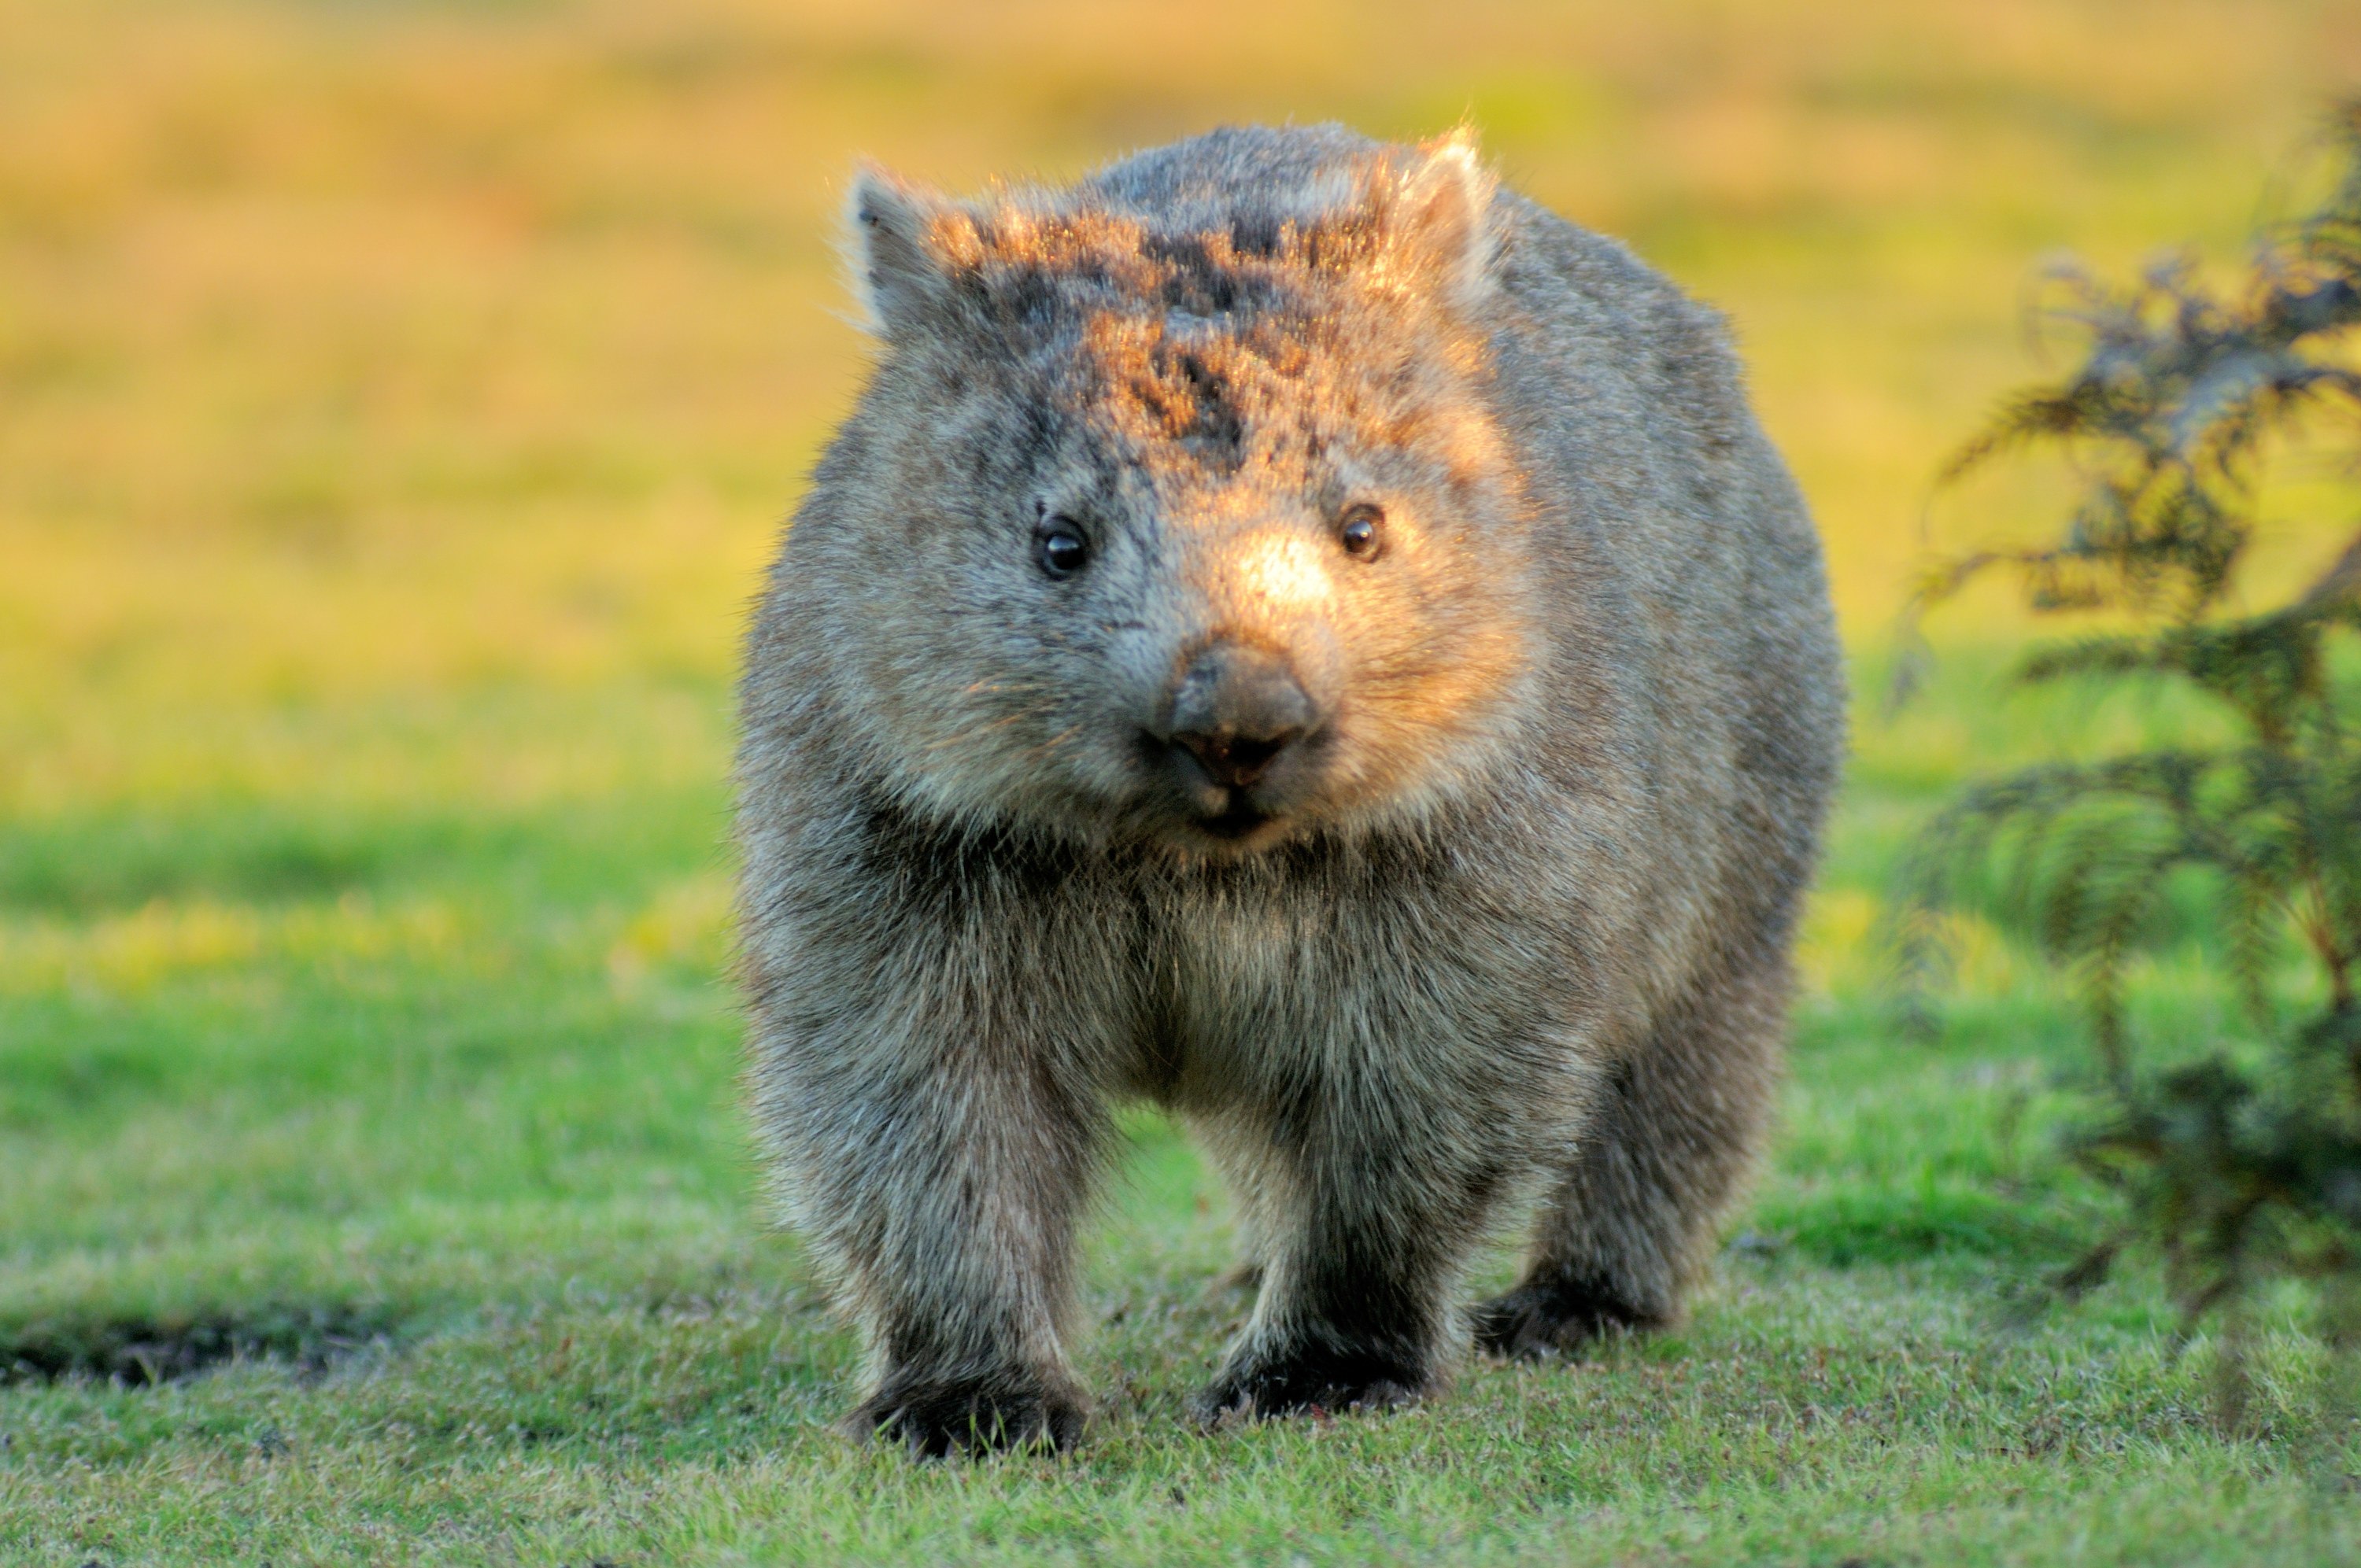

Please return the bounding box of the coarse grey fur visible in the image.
[737,124,1844,1456]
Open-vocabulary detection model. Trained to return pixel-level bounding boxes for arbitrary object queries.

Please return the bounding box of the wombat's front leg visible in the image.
[1191,1113,1501,1422]
[1475,957,1786,1358]
[759,1005,1106,1458]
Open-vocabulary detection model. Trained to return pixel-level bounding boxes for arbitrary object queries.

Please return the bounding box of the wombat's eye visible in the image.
[1338,504,1385,561]
[1034,517,1092,579]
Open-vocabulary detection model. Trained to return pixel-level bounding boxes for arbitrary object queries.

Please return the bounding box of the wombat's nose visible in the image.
[1158,644,1317,790]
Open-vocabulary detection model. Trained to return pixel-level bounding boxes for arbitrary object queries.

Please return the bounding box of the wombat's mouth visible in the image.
[1133,723,1323,850]
[1195,792,1278,841]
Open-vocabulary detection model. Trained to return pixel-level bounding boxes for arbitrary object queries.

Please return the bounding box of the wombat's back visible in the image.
[1487,181,1846,987]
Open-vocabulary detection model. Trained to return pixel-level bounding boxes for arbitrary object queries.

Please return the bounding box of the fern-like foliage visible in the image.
[1898,102,2361,1398]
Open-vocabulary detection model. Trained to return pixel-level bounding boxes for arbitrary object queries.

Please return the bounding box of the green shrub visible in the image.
[1897,101,2361,1418]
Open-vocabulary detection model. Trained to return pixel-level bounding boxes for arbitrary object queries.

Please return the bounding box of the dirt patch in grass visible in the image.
[0,1301,408,1387]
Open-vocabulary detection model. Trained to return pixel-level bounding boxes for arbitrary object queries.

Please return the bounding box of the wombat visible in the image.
[737,124,1843,1456]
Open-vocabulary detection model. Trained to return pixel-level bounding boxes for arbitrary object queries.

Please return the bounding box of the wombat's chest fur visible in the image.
[848,786,1602,1112]
[737,124,1842,1455]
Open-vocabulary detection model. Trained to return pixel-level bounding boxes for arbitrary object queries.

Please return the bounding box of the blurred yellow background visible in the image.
[6,0,2358,814]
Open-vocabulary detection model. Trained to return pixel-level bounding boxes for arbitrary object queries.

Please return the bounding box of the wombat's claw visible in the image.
[1471,1277,1660,1360]
[1191,1345,1427,1426]
[850,1374,1087,1459]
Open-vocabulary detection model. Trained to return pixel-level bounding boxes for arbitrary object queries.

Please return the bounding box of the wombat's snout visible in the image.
[1150,642,1322,795]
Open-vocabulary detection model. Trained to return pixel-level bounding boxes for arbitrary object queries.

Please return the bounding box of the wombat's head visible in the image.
[808,131,1538,855]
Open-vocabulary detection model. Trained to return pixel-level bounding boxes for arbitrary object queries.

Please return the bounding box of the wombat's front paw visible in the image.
[1471,1273,1664,1360]
[849,1369,1087,1459]
[1191,1341,1429,1425]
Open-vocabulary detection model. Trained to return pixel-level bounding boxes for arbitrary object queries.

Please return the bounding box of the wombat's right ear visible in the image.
[844,166,974,341]
[1387,130,1497,314]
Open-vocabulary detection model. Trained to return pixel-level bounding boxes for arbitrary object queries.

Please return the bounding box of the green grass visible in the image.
[3,666,2357,1567]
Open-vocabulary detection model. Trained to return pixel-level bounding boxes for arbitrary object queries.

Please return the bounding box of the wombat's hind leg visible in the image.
[1475,957,1786,1360]
[1193,1334,1426,1424]
[850,1363,1088,1459]
[1191,1117,1503,1423]
[1469,1262,1660,1360]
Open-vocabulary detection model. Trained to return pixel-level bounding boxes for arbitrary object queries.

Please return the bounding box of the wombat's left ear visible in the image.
[1387,129,1497,312]
[844,164,980,341]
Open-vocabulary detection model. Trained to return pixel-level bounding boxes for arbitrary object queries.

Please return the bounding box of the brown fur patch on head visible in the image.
[852,132,1495,352]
